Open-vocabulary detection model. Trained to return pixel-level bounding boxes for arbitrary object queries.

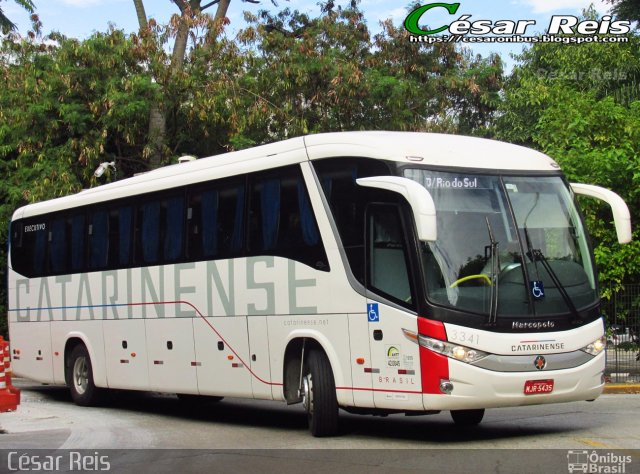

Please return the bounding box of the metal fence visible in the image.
[601,284,640,384]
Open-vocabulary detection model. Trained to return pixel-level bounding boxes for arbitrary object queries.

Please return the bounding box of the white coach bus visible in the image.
[7,132,631,436]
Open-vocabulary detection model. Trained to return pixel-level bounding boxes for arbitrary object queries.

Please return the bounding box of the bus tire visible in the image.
[66,344,103,407]
[451,409,484,426]
[302,349,339,437]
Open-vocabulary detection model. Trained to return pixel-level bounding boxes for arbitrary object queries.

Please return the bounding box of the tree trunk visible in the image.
[132,0,148,29]
[134,0,230,168]
[171,17,191,73]
[214,0,231,21]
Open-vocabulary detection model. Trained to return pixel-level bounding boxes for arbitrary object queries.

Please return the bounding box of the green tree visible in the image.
[232,1,502,145]
[0,25,158,335]
[606,0,640,24]
[0,0,35,34]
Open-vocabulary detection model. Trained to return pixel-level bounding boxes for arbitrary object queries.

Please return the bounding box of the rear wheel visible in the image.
[302,349,339,437]
[66,344,103,406]
[451,409,485,426]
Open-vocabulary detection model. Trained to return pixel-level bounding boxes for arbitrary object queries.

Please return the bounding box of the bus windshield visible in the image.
[404,169,597,318]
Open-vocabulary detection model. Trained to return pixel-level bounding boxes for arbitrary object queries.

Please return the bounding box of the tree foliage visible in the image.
[0,0,35,34]
[606,0,640,24]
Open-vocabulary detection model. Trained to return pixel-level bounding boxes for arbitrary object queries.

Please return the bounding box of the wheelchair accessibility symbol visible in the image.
[530,280,545,300]
[368,303,380,322]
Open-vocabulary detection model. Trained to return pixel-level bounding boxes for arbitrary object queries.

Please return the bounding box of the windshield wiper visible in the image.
[524,227,582,323]
[485,217,499,325]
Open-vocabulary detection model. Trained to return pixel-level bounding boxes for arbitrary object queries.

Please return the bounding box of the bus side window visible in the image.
[118,206,133,266]
[187,179,245,261]
[49,217,68,274]
[107,206,133,268]
[32,225,47,276]
[137,201,161,265]
[366,204,414,307]
[248,165,327,270]
[89,209,109,270]
[70,214,85,273]
[163,195,185,262]
[15,219,48,277]
[313,157,392,283]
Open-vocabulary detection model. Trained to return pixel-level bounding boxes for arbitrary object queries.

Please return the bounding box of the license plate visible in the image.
[524,379,554,395]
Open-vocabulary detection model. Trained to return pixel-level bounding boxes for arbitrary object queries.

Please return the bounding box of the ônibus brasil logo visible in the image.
[404,2,632,44]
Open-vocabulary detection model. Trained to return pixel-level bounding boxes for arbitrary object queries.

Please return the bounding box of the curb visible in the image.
[603,384,640,394]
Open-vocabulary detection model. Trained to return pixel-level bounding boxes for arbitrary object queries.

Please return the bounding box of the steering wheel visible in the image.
[450,274,492,288]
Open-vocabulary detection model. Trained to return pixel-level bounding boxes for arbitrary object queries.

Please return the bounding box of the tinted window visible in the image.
[367,205,414,307]
[187,178,245,261]
[248,166,327,270]
[313,158,392,282]
[49,218,67,273]
[89,210,109,270]
[70,214,85,273]
[11,164,329,277]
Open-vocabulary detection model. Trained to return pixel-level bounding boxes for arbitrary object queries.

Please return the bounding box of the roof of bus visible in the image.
[13,132,560,219]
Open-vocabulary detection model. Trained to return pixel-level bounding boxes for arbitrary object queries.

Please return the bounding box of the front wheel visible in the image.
[66,344,103,406]
[302,349,339,437]
[451,408,485,426]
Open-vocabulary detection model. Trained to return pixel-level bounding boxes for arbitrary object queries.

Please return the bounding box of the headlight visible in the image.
[418,334,488,364]
[581,336,606,356]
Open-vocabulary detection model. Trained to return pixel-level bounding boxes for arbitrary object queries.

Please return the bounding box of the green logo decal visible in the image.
[404,2,461,36]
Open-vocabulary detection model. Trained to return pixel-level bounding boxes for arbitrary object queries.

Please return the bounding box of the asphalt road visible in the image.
[0,378,639,473]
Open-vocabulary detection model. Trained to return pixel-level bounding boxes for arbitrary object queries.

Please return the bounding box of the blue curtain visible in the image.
[261,179,281,250]
[201,190,218,258]
[164,196,184,261]
[90,210,109,268]
[142,201,160,263]
[297,181,319,246]
[119,206,132,266]
[231,186,245,253]
[49,218,66,272]
[70,214,85,272]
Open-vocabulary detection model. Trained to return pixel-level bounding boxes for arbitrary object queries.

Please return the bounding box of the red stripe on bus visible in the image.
[419,345,449,394]
[416,318,449,394]
[418,318,447,340]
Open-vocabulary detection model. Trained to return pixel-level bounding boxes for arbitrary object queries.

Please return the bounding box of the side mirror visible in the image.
[570,183,632,244]
[357,176,437,241]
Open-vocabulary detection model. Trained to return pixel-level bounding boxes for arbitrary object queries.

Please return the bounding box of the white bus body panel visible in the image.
[247,316,273,400]
[422,354,604,411]
[146,318,198,394]
[443,318,604,355]
[103,319,149,390]
[418,318,606,411]
[9,321,54,383]
[193,316,252,397]
[367,302,423,410]
[347,313,374,407]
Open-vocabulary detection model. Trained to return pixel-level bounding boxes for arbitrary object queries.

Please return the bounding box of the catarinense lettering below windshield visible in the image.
[404,169,597,319]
